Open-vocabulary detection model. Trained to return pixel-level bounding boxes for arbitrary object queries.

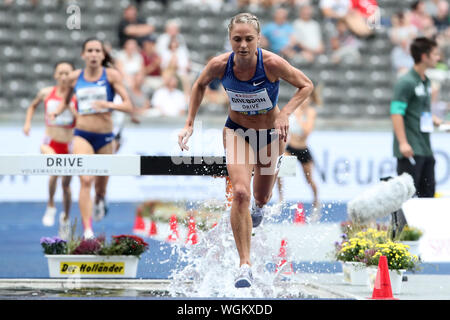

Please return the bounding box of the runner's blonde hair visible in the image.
[228,13,261,34]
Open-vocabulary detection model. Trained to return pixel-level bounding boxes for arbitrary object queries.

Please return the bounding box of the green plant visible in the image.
[99,235,149,257]
[72,238,103,255]
[335,228,389,263]
[397,226,423,241]
[340,221,389,239]
[40,236,67,254]
[335,237,374,262]
[41,234,149,257]
[368,241,419,270]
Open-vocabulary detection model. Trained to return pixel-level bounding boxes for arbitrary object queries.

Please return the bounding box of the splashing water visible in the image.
[168,204,299,298]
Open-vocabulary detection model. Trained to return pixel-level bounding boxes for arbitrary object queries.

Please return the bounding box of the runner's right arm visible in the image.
[178,54,227,151]
[23,87,52,136]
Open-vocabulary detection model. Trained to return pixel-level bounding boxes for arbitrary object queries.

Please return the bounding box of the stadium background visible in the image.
[0,0,448,120]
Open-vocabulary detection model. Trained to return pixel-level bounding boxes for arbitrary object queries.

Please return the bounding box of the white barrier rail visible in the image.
[0,154,297,177]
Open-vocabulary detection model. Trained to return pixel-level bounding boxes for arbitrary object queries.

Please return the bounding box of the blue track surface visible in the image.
[0,202,447,278]
[0,201,347,278]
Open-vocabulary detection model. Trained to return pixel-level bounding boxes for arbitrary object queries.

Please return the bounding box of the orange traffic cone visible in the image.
[275,239,294,275]
[166,214,180,242]
[148,220,158,236]
[185,215,198,245]
[132,214,146,234]
[293,203,305,224]
[370,255,398,300]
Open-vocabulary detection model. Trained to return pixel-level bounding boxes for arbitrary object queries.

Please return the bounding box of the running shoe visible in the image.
[42,206,57,227]
[58,212,71,241]
[308,202,322,224]
[83,228,95,239]
[234,264,253,288]
[93,198,108,222]
[251,201,265,228]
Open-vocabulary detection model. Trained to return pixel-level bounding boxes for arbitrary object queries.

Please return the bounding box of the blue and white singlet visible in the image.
[74,67,115,115]
[221,48,280,116]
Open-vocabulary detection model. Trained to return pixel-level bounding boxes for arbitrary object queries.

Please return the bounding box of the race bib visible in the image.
[420,111,433,133]
[76,86,109,115]
[46,99,75,127]
[226,88,273,115]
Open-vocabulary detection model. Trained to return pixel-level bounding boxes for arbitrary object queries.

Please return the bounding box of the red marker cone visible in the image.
[148,220,158,236]
[185,215,198,245]
[166,214,180,242]
[132,214,146,234]
[370,255,398,300]
[293,203,305,224]
[275,239,294,275]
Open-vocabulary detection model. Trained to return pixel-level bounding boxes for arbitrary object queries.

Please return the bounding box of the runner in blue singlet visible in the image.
[50,38,133,239]
[177,13,314,288]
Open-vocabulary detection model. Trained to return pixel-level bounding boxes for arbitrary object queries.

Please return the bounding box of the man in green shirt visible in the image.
[391,37,441,198]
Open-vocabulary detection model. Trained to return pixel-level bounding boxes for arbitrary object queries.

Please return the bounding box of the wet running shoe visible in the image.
[308,202,322,224]
[83,228,95,239]
[58,212,71,241]
[42,206,57,227]
[93,198,108,222]
[251,201,265,228]
[234,264,253,288]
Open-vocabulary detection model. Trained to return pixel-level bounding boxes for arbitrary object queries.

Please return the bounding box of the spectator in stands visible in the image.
[389,11,418,47]
[431,81,449,123]
[115,38,145,91]
[389,12,417,76]
[351,0,379,20]
[117,4,155,48]
[261,8,296,58]
[150,72,187,117]
[115,38,146,112]
[160,37,192,102]
[410,0,436,36]
[292,4,325,63]
[433,0,449,46]
[141,35,163,97]
[391,41,415,76]
[161,38,190,78]
[320,0,374,38]
[329,18,362,64]
[156,19,189,59]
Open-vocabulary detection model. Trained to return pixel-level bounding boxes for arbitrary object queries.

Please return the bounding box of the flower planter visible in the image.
[341,262,369,285]
[400,241,420,258]
[367,266,405,295]
[45,255,139,278]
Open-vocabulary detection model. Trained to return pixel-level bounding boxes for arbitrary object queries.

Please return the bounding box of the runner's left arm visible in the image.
[94,68,133,113]
[265,53,314,142]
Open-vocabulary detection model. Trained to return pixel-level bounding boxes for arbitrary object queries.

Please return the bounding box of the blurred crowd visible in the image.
[4,0,449,119]
[112,3,232,118]
[111,0,449,119]
[389,0,449,76]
